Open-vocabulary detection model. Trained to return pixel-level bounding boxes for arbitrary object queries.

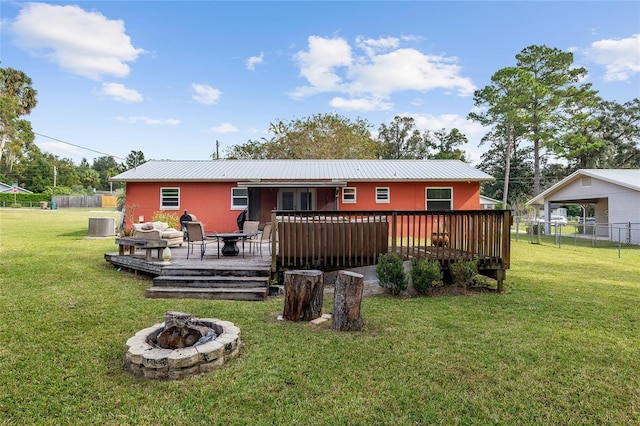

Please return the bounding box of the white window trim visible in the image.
[160,187,180,210]
[376,187,390,203]
[425,187,453,211]
[342,187,357,204]
[231,187,248,210]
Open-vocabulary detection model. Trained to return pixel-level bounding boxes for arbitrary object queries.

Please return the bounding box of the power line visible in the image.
[34,132,126,160]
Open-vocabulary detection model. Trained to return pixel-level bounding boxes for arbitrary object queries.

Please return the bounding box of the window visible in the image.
[160,187,180,210]
[376,187,390,203]
[342,187,356,203]
[426,188,452,211]
[231,187,248,209]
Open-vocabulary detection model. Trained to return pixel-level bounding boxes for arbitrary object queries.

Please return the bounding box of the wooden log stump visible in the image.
[283,270,324,321]
[332,271,364,331]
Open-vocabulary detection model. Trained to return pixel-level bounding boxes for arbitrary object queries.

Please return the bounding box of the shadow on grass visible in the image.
[59,230,93,238]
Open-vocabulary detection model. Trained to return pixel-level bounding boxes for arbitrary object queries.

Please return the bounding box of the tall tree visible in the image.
[0,68,37,164]
[226,113,377,159]
[477,136,533,207]
[428,128,469,161]
[92,155,121,191]
[469,67,532,207]
[377,116,430,159]
[124,150,146,169]
[515,45,593,196]
[556,97,640,169]
[225,138,272,159]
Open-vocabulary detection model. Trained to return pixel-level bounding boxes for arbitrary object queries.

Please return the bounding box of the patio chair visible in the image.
[241,221,260,254]
[186,221,211,260]
[250,222,272,257]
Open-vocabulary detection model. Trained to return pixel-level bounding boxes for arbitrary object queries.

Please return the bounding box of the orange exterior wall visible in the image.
[124,180,481,232]
[338,181,480,211]
[125,182,245,233]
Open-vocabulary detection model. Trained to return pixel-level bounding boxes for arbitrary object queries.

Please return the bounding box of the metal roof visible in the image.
[527,168,640,205]
[110,159,494,182]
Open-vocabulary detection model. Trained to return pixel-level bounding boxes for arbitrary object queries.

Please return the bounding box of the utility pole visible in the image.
[53,165,57,187]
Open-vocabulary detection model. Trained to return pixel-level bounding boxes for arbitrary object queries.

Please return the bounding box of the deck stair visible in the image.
[145,264,270,301]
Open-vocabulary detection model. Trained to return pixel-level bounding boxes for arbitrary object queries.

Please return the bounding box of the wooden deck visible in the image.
[106,209,511,298]
[273,210,511,290]
[105,242,273,301]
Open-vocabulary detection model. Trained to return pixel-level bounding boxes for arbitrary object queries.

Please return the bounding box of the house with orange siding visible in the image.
[110,159,494,233]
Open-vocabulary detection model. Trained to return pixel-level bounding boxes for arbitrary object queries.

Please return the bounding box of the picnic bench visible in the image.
[116,237,167,262]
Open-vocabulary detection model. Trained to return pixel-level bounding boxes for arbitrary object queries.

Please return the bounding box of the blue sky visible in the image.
[2,1,639,166]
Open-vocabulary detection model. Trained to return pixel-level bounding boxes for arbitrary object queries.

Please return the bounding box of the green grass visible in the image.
[1,208,639,425]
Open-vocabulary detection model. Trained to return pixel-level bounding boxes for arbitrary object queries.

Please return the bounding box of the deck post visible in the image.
[498,209,511,293]
[271,211,278,281]
[391,211,397,256]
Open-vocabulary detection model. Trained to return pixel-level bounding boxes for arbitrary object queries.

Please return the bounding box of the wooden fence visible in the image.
[271,210,511,288]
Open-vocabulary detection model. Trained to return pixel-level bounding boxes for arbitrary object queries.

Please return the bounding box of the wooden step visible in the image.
[159,265,270,277]
[144,286,268,301]
[152,275,269,288]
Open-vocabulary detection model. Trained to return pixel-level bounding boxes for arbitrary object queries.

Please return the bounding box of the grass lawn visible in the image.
[1,208,638,425]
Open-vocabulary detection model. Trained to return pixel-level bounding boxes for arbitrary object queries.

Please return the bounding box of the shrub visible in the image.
[11,203,22,208]
[376,253,407,295]
[410,258,443,294]
[525,223,544,235]
[450,259,478,288]
[152,210,179,229]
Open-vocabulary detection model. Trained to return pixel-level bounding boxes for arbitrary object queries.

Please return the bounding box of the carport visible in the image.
[527,169,640,244]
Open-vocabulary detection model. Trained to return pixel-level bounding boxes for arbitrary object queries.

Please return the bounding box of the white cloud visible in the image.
[98,82,143,102]
[210,123,238,133]
[349,48,476,96]
[290,35,476,111]
[247,52,264,70]
[37,141,85,159]
[191,83,222,105]
[586,34,640,81]
[117,116,180,125]
[585,34,640,81]
[355,36,400,57]
[10,3,145,80]
[291,36,353,98]
[329,97,392,111]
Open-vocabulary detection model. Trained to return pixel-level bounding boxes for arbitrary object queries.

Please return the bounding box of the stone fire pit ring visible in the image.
[125,314,241,380]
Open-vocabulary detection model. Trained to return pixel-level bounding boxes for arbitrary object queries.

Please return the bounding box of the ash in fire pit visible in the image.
[156,311,217,349]
[125,311,241,380]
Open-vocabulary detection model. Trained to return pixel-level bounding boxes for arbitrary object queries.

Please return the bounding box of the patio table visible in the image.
[207,232,256,257]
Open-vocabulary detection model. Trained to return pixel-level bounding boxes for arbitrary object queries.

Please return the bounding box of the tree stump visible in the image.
[283,270,324,321]
[332,271,364,331]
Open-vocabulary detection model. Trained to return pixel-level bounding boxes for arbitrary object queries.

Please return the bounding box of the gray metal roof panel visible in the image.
[111,159,494,182]
[527,168,640,205]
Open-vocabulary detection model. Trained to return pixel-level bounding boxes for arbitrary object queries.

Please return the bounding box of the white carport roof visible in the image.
[527,169,640,206]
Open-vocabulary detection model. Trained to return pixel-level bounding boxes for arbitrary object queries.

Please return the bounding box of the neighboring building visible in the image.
[480,195,500,210]
[110,159,494,232]
[0,182,32,194]
[527,169,640,244]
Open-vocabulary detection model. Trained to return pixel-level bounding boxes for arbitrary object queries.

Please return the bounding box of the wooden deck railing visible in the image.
[271,210,511,286]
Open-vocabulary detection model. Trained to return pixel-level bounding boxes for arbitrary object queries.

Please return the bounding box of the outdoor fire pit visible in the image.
[124,311,241,380]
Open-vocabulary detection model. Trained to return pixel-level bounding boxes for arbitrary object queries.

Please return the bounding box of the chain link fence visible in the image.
[513,217,640,258]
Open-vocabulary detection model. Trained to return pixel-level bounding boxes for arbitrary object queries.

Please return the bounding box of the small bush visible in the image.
[376,253,407,295]
[152,211,179,229]
[450,259,478,288]
[410,258,442,294]
[526,224,544,235]
[11,203,22,208]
